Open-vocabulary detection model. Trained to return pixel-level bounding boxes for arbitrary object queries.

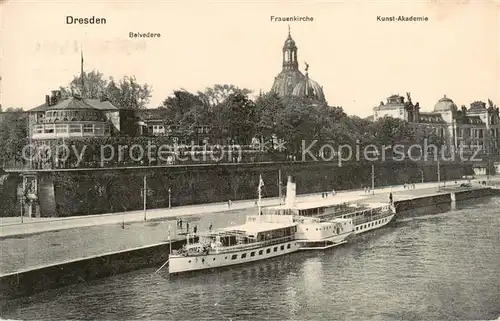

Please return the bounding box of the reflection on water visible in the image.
[2,197,500,321]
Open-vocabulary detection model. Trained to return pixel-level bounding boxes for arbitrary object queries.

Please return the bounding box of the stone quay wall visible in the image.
[0,238,196,304]
[0,160,474,217]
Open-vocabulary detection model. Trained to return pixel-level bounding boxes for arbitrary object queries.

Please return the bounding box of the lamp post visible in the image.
[20,197,24,223]
[278,169,283,204]
[419,169,424,184]
[437,160,441,192]
[168,188,171,209]
[371,163,375,195]
[143,174,147,221]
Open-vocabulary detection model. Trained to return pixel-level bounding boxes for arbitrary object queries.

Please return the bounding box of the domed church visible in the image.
[271,27,326,104]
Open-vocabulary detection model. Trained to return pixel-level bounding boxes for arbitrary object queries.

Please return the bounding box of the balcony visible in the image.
[31,122,111,140]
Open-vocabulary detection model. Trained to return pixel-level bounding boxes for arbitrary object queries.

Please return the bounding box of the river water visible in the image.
[2,197,500,321]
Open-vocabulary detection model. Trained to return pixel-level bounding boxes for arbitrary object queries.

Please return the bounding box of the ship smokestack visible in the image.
[285,176,296,207]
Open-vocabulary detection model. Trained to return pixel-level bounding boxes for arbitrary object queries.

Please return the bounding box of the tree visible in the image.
[371,117,414,146]
[60,71,152,110]
[216,93,257,144]
[107,76,152,110]
[60,70,108,99]
[200,84,252,107]
[159,90,211,130]
[0,108,28,166]
[254,92,286,141]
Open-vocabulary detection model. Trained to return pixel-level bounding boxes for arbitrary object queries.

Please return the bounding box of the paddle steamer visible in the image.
[265,177,396,237]
[261,177,356,250]
[168,176,300,275]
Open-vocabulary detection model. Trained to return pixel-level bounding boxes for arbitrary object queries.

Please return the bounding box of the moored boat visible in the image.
[168,214,299,274]
[168,175,299,275]
[261,177,356,250]
[266,176,396,238]
[338,202,395,235]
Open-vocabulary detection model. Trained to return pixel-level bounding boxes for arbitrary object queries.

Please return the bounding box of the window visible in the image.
[250,252,255,257]
[258,250,263,255]
[287,244,291,249]
[94,124,104,135]
[231,255,237,260]
[266,249,271,254]
[44,125,54,133]
[55,124,67,133]
[280,245,285,251]
[273,247,278,252]
[241,253,247,259]
[34,125,43,134]
[83,124,93,133]
[69,124,82,133]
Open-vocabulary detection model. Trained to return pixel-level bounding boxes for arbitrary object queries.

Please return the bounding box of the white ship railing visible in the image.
[315,205,391,221]
[174,235,295,257]
[352,212,394,225]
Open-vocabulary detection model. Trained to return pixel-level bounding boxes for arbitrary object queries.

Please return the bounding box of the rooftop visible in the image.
[220,221,297,235]
[30,98,119,112]
[267,196,361,211]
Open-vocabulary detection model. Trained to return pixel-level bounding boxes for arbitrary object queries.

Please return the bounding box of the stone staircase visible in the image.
[38,176,57,216]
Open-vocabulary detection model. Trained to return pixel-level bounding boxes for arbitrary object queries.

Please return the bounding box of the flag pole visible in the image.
[168,223,172,255]
[258,175,262,216]
[80,48,85,97]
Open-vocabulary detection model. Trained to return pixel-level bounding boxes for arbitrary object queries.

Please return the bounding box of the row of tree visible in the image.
[0,71,449,168]
[156,85,445,154]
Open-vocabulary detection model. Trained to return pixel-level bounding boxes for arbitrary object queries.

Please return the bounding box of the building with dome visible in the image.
[28,89,142,143]
[271,28,326,104]
[372,93,500,165]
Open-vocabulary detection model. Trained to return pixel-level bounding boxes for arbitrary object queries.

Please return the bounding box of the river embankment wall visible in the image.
[1,161,474,217]
[394,187,499,212]
[0,237,199,304]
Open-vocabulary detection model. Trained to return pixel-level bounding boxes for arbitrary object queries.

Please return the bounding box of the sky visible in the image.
[1,0,499,117]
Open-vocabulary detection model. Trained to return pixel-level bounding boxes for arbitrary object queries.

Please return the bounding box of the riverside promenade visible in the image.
[0,177,498,276]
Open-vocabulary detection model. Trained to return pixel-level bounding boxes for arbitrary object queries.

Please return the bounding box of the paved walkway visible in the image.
[1,178,495,238]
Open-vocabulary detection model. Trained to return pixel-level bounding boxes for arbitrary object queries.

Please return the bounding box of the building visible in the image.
[28,89,141,142]
[137,108,212,145]
[271,28,326,104]
[28,90,118,142]
[372,93,500,161]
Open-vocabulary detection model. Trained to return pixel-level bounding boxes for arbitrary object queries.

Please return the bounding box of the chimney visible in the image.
[285,176,296,207]
[45,95,51,106]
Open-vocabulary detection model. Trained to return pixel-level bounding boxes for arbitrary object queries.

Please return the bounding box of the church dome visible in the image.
[291,64,326,103]
[271,70,305,97]
[434,95,457,112]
